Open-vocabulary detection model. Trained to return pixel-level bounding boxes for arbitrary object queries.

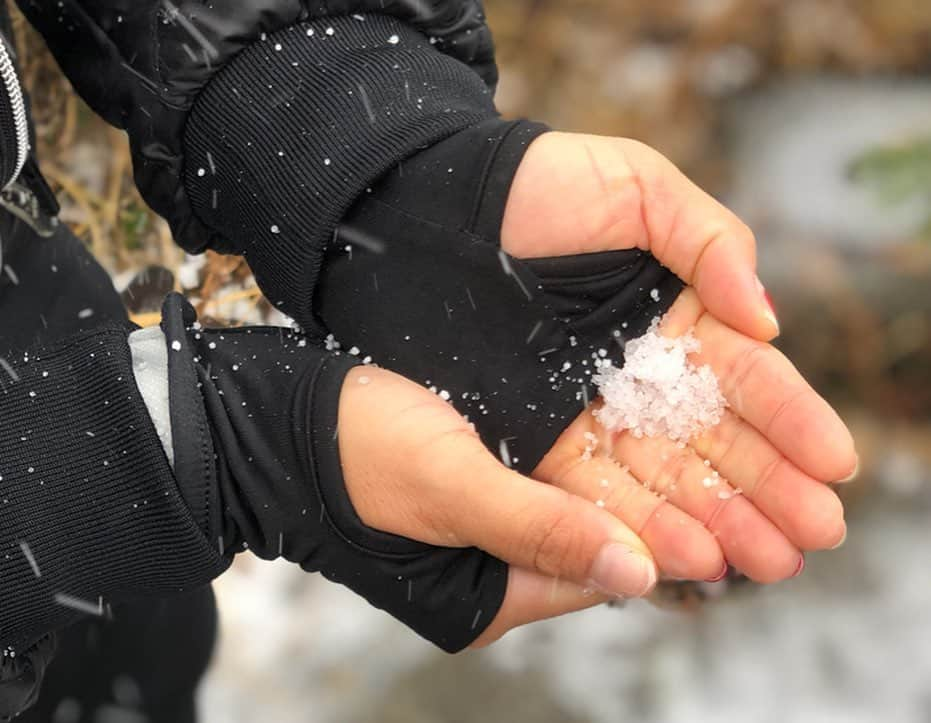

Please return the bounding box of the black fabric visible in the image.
[0,322,229,653]
[161,293,508,652]
[15,587,217,723]
[318,118,685,475]
[0,221,127,356]
[0,219,217,721]
[16,0,496,255]
[183,13,498,334]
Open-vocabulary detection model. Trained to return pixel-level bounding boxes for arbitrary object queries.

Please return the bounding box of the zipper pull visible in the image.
[0,157,59,238]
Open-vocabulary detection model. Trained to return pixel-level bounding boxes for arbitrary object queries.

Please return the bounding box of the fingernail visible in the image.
[838,461,860,483]
[756,276,780,336]
[831,528,847,550]
[792,555,805,578]
[590,543,657,598]
[706,561,729,583]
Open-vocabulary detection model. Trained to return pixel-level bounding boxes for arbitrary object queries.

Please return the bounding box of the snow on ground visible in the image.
[199,451,931,723]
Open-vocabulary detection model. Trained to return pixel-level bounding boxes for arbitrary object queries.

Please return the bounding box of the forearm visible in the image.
[183,13,500,332]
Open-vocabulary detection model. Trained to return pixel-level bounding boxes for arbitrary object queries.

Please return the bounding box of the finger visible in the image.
[471,567,608,648]
[501,133,778,341]
[690,411,847,551]
[660,289,858,483]
[535,430,725,581]
[446,444,659,599]
[610,431,802,583]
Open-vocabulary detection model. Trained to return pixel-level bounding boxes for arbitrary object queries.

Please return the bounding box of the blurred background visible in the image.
[14,1,931,721]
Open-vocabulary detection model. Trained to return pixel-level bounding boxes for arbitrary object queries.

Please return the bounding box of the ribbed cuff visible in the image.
[184,13,499,335]
[0,327,228,652]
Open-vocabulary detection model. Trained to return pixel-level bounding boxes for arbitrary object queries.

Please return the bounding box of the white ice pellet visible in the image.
[171,340,182,352]
[593,318,727,442]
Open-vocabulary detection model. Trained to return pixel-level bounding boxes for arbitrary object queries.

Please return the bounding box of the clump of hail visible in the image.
[593,319,727,442]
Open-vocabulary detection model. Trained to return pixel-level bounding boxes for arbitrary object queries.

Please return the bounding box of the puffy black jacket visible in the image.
[16,0,496,256]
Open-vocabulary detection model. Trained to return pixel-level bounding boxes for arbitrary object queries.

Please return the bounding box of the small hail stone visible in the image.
[270,225,281,234]
[387,34,400,45]
[171,340,182,352]
[324,158,332,166]
[325,27,335,36]
[439,390,451,401]
[197,168,206,177]
[593,317,727,443]
[650,288,661,302]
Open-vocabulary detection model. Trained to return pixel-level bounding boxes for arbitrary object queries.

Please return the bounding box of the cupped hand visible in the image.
[502,132,781,342]
[535,288,855,584]
[337,365,663,646]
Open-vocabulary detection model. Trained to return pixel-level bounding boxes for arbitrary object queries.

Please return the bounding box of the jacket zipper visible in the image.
[0,31,28,191]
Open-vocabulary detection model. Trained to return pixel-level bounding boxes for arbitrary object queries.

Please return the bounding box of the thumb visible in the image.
[501,132,779,342]
[447,446,658,600]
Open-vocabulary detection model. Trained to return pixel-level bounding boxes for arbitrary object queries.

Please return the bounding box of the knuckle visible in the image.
[651,448,695,495]
[525,498,584,579]
[725,342,769,397]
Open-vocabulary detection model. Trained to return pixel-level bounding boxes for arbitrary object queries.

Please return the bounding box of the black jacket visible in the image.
[0,0,682,717]
[17,0,496,258]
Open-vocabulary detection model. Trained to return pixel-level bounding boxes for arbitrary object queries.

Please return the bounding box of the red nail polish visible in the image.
[763,289,777,316]
[793,555,805,578]
[756,276,780,334]
[706,562,728,583]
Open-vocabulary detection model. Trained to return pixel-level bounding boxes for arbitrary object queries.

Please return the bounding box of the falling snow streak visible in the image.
[0,357,19,382]
[336,224,387,254]
[498,439,513,468]
[357,84,377,124]
[526,320,543,345]
[54,593,104,616]
[497,250,533,301]
[395,0,437,21]
[161,1,219,60]
[17,541,40,578]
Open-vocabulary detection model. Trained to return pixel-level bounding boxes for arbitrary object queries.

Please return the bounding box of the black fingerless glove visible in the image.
[182,11,684,475]
[317,119,684,475]
[161,295,506,652]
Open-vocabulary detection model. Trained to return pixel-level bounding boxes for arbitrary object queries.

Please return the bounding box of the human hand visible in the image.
[337,281,856,647]
[337,365,663,646]
[502,132,781,342]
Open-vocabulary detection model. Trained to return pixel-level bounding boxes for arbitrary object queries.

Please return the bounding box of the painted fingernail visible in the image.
[831,528,847,550]
[838,461,860,483]
[792,555,805,578]
[706,561,729,583]
[756,276,780,336]
[590,543,657,598]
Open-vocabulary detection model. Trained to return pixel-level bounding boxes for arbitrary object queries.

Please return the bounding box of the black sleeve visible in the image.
[0,322,229,657]
[316,120,685,475]
[0,292,505,711]
[180,9,685,474]
[161,294,506,653]
[16,0,495,258]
